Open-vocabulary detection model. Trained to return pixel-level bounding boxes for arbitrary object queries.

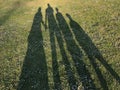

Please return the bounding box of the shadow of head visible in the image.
[38,7,41,12]
[47,3,51,7]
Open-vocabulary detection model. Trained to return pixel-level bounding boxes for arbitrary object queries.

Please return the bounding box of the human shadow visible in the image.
[66,14,120,90]
[45,4,62,90]
[17,8,49,90]
[56,8,96,90]
[45,4,78,90]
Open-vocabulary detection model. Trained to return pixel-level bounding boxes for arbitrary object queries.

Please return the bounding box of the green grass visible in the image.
[0,0,120,90]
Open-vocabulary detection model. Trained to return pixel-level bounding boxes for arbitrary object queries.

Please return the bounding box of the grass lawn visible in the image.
[0,0,120,90]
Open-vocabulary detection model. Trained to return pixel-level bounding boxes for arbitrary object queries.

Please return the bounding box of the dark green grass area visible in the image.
[0,0,120,90]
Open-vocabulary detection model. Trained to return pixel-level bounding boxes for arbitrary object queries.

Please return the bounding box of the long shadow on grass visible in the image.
[45,4,62,90]
[66,14,120,90]
[46,4,78,90]
[17,8,49,90]
[56,8,96,90]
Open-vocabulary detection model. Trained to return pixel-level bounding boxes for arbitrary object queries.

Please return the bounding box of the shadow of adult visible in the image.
[46,4,80,89]
[45,4,62,90]
[66,14,120,89]
[56,8,96,90]
[17,7,49,90]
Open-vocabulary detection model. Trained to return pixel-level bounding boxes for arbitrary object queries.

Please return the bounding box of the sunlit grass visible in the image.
[0,0,120,90]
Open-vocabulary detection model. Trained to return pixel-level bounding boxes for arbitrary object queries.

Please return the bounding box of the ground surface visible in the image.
[0,0,120,90]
